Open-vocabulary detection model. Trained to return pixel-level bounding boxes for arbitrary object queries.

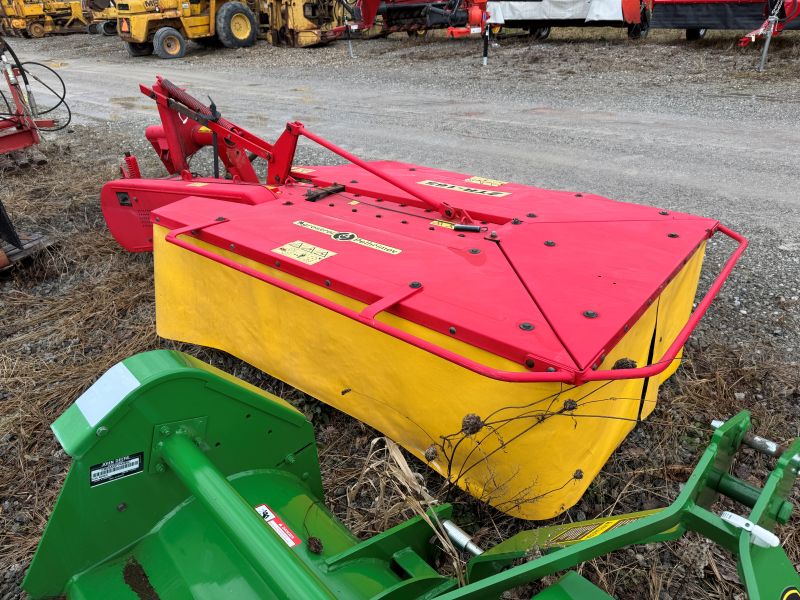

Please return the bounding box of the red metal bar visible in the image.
[577,224,747,383]
[296,125,476,225]
[164,221,746,385]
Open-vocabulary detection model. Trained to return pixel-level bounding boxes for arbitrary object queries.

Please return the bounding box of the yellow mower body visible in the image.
[154,224,707,520]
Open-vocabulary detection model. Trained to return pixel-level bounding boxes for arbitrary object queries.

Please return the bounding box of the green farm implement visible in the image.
[25,350,800,599]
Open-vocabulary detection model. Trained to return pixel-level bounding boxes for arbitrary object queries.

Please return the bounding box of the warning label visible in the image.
[550,516,640,543]
[89,452,144,487]
[464,176,508,187]
[293,220,401,255]
[417,180,511,198]
[272,240,336,265]
[291,167,315,174]
[430,220,456,229]
[255,503,301,547]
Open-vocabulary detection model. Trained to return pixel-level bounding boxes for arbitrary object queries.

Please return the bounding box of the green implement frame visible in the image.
[24,350,800,599]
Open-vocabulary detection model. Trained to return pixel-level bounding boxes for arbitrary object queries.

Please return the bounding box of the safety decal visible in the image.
[781,587,800,600]
[430,220,456,229]
[186,182,208,187]
[417,180,511,198]
[89,452,144,487]
[293,220,401,255]
[272,240,336,265]
[550,516,640,543]
[464,176,508,187]
[255,503,302,547]
[291,167,315,174]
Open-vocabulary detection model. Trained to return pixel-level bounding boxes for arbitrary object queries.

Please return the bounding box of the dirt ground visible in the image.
[1,27,799,599]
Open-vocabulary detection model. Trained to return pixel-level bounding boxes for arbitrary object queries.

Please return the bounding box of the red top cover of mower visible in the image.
[152,159,720,376]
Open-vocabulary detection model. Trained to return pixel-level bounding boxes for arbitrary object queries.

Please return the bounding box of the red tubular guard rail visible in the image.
[164,221,746,386]
[296,125,476,225]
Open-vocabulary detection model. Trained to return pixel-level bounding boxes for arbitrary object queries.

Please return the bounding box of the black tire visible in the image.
[153,26,187,58]
[87,22,100,34]
[216,2,258,49]
[101,20,117,35]
[686,27,706,40]
[195,35,221,47]
[529,26,550,41]
[126,40,154,56]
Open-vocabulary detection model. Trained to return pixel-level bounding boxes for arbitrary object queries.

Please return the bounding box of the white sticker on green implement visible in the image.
[76,362,139,427]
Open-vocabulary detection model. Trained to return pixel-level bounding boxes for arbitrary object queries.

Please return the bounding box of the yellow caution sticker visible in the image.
[551,517,641,543]
[430,220,456,229]
[348,200,360,206]
[293,220,401,255]
[465,176,508,187]
[272,240,336,265]
[291,167,315,174]
[186,182,208,187]
[417,180,510,198]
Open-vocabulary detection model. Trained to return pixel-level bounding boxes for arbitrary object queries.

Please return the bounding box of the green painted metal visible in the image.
[531,572,614,600]
[448,412,800,599]
[23,350,455,600]
[24,352,800,600]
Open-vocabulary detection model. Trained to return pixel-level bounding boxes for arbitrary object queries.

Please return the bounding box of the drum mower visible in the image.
[23,350,800,598]
[102,77,747,520]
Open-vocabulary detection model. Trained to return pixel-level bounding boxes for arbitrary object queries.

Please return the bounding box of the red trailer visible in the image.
[650,0,799,41]
[357,0,651,37]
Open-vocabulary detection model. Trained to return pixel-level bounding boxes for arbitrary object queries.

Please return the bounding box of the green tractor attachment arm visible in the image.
[24,351,800,600]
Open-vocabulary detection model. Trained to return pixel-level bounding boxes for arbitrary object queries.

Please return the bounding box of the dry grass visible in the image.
[1,124,798,599]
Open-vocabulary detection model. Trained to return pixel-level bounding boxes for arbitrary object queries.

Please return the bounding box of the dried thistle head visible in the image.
[424,445,439,461]
[612,358,637,370]
[563,399,577,411]
[307,537,323,554]
[461,413,484,436]
[573,469,584,480]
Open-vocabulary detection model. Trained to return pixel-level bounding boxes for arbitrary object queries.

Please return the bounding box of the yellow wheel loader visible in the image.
[116,0,346,58]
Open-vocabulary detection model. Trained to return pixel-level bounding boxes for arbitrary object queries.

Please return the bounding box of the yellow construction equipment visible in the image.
[87,0,118,35]
[117,0,344,58]
[0,0,91,37]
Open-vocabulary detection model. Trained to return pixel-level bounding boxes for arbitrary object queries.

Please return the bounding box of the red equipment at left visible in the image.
[0,37,55,158]
[0,36,57,269]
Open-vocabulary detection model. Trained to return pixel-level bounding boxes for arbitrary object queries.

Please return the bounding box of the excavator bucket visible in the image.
[24,354,800,598]
[103,79,747,519]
